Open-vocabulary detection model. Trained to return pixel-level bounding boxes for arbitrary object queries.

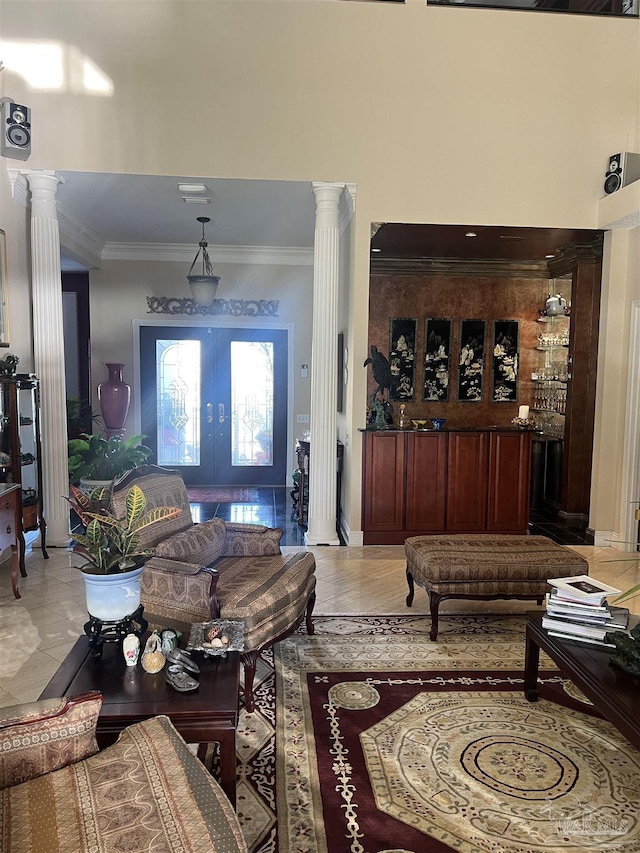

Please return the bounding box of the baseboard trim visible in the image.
[558,510,588,528]
[342,519,363,547]
[590,529,621,548]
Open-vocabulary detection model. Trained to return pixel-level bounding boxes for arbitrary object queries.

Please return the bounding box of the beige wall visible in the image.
[1,0,639,538]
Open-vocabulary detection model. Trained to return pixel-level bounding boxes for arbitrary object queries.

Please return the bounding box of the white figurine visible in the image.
[122,633,140,667]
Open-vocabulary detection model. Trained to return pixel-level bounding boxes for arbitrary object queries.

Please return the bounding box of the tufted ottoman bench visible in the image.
[405,534,589,640]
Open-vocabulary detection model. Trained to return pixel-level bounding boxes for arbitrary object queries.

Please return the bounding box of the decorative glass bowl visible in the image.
[411,419,429,431]
[430,418,446,430]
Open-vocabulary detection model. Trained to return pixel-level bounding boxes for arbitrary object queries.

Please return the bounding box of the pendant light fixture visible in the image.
[187,216,220,306]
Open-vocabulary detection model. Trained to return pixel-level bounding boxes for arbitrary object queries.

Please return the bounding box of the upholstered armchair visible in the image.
[110,466,316,711]
[0,692,247,852]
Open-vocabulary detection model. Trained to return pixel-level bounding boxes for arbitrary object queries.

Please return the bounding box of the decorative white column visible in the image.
[306,182,344,546]
[26,171,69,547]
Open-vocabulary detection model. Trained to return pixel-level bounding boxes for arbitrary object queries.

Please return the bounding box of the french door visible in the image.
[140,326,288,486]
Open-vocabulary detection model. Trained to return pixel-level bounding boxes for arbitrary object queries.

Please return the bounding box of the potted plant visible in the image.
[68,433,152,486]
[64,483,180,621]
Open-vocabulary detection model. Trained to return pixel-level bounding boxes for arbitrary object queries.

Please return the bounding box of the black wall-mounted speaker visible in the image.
[0,101,31,161]
[604,152,640,195]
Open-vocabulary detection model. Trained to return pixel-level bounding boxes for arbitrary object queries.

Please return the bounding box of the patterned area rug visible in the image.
[223,616,640,853]
[186,487,259,503]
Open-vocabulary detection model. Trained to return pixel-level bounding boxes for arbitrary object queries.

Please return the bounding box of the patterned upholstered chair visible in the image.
[0,692,247,852]
[110,465,316,711]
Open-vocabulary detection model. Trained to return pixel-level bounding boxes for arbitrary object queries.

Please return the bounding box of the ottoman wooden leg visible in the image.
[405,567,415,606]
[429,591,442,641]
[305,591,316,635]
[241,650,259,713]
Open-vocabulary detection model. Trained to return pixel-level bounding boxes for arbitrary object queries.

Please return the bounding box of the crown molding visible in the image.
[7,169,29,205]
[102,242,314,266]
[57,201,105,270]
[340,183,356,236]
[370,256,550,279]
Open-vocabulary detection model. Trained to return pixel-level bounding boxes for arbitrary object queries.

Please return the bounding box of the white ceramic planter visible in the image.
[83,566,144,621]
[79,478,112,494]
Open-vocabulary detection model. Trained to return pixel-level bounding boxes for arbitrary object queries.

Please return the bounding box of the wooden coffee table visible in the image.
[40,635,240,805]
[524,611,640,751]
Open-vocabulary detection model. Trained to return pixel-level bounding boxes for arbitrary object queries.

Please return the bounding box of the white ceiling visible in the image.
[56,172,318,270]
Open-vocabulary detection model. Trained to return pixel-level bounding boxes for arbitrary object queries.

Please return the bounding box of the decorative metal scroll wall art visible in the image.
[457,319,485,401]
[389,318,417,401]
[492,319,519,402]
[146,296,280,317]
[423,318,451,401]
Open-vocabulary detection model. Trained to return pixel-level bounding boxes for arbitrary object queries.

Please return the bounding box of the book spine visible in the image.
[546,630,615,648]
[542,617,608,639]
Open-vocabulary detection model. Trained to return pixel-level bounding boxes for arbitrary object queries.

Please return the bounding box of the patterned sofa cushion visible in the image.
[215,551,316,650]
[110,470,193,548]
[1,715,247,853]
[142,557,219,623]
[156,517,227,565]
[0,693,102,789]
[223,522,283,556]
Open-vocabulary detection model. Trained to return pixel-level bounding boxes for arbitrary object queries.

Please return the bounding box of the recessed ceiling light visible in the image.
[545,254,555,259]
[465,232,477,238]
[178,183,208,193]
[183,197,211,204]
[371,247,382,253]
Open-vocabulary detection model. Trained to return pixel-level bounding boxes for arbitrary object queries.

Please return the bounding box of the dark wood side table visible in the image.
[294,438,344,532]
[40,636,241,806]
[0,483,21,598]
[524,611,640,751]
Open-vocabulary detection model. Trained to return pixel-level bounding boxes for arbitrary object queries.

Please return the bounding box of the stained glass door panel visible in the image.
[140,326,287,486]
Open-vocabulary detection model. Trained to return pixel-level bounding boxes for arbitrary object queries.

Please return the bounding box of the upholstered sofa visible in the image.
[0,691,247,852]
[110,465,316,711]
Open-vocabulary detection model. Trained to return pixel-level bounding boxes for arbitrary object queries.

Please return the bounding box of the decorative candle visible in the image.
[518,405,529,420]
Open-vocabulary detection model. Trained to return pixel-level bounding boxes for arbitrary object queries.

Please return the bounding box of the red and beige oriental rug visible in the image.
[222,616,640,853]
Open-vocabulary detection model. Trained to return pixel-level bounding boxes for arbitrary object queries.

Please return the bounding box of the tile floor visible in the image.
[1,499,639,708]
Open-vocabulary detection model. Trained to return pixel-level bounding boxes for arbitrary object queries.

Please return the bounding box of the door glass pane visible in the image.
[231,341,273,467]
[156,340,200,466]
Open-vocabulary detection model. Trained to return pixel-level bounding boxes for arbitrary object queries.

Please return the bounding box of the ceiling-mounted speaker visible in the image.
[604,152,640,195]
[0,100,31,161]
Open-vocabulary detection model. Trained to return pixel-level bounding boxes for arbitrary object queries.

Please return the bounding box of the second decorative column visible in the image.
[305,182,344,546]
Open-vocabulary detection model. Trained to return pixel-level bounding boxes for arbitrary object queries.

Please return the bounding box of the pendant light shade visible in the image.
[187,216,220,306]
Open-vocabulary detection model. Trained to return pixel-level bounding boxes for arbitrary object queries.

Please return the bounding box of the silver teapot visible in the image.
[545,293,567,316]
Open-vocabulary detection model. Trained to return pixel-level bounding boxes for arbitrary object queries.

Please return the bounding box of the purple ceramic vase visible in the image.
[98,362,131,438]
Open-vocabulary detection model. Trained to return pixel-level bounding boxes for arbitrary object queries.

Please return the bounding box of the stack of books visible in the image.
[542,575,629,647]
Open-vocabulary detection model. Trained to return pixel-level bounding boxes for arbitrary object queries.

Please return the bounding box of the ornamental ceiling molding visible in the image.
[146,296,280,317]
[104,243,313,266]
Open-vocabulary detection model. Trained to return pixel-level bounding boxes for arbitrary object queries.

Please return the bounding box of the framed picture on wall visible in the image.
[457,319,485,401]
[492,320,519,402]
[389,318,417,401]
[423,318,451,401]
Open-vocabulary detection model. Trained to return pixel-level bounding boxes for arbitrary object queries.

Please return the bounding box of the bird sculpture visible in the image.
[363,345,394,398]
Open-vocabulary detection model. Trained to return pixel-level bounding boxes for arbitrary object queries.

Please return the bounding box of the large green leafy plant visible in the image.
[65,484,180,574]
[68,433,152,483]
